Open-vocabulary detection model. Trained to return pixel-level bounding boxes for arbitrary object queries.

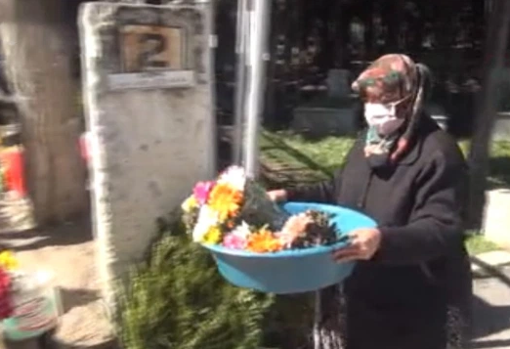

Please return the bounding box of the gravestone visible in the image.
[493,112,510,141]
[292,104,358,137]
[293,70,357,137]
[483,189,510,248]
[79,2,215,306]
[326,69,350,98]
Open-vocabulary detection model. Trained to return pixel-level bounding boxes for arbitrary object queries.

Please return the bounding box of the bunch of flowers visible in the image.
[181,166,339,253]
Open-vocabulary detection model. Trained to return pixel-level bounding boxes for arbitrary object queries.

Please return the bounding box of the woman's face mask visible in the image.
[364,102,405,136]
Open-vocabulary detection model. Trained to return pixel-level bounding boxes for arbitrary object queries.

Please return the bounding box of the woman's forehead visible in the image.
[363,88,401,103]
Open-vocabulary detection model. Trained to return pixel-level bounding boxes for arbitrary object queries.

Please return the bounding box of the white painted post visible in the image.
[483,188,510,247]
[243,0,272,178]
[233,0,249,165]
[79,2,215,307]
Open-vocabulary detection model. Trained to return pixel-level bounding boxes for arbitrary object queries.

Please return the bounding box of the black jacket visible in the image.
[287,117,473,348]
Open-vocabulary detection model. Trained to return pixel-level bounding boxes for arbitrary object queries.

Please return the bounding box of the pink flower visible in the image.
[193,181,215,205]
[223,232,247,250]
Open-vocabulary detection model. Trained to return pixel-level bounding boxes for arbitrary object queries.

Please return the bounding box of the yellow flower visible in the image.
[202,226,222,244]
[208,183,243,222]
[181,195,198,213]
[0,251,18,270]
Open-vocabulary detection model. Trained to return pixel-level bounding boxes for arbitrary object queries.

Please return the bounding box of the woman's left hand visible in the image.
[332,228,382,262]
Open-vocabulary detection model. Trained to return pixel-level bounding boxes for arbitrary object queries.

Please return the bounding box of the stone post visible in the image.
[79,2,215,307]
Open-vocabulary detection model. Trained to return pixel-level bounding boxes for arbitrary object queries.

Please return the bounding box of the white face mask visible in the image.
[364,103,405,136]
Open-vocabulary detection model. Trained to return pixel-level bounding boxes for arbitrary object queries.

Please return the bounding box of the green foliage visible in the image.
[260,130,355,188]
[262,131,510,190]
[458,140,510,188]
[117,221,274,349]
[465,231,500,256]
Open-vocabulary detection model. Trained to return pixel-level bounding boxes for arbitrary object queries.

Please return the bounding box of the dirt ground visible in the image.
[0,195,115,348]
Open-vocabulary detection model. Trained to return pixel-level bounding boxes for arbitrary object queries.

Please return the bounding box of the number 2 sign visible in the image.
[120,25,184,73]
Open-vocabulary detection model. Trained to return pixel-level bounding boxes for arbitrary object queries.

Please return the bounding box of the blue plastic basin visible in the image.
[201,202,377,294]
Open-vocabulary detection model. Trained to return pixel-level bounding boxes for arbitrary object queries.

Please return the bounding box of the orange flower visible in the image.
[208,183,243,222]
[246,229,283,253]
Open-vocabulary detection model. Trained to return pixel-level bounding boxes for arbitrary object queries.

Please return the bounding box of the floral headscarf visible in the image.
[351,54,432,168]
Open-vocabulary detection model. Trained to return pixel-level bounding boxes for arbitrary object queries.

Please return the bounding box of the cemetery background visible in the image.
[0,0,509,348]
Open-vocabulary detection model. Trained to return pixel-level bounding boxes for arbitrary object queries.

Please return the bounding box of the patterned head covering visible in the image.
[352,54,432,168]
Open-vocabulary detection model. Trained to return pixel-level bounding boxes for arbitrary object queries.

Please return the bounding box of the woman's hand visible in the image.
[267,189,288,203]
[333,228,382,262]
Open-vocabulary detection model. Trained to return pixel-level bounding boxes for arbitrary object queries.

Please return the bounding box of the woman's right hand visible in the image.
[267,189,288,202]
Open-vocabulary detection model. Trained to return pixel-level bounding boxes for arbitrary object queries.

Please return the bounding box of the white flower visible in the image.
[230,221,251,239]
[218,166,247,192]
[192,206,219,242]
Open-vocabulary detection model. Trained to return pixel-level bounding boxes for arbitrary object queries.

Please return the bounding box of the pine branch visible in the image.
[117,223,274,349]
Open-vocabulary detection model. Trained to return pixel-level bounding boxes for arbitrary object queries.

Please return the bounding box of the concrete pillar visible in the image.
[79,1,215,307]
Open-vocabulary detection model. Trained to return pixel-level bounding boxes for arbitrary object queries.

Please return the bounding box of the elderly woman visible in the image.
[268,54,473,349]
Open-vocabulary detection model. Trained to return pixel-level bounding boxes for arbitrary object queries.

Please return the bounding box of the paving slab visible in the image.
[471,266,510,349]
[472,251,510,277]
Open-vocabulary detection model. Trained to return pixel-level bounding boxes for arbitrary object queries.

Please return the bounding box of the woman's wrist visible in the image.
[267,189,287,202]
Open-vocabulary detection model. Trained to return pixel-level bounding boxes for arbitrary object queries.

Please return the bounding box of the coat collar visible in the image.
[395,116,438,166]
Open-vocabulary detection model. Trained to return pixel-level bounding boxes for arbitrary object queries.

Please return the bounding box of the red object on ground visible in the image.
[0,147,27,198]
[0,268,13,320]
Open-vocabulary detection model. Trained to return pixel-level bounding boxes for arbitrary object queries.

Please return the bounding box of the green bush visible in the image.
[117,221,274,349]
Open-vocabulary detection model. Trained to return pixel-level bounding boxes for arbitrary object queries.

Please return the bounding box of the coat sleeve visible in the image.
[285,137,363,203]
[374,150,467,265]
[285,169,341,203]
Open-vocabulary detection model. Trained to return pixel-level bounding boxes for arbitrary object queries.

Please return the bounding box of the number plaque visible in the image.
[121,25,184,72]
[108,24,195,90]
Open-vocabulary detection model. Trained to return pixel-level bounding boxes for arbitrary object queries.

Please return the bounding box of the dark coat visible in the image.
[286,117,473,349]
